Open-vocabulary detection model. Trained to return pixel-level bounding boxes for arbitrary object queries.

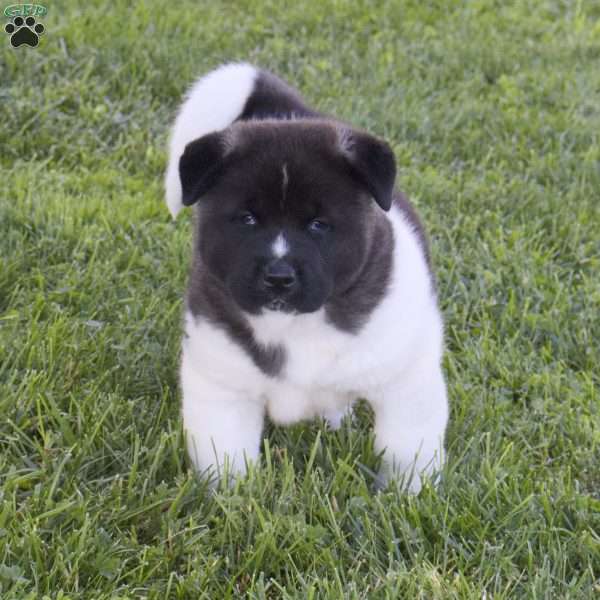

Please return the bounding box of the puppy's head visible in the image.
[179,119,396,315]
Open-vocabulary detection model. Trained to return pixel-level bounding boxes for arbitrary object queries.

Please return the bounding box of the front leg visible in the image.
[181,356,265,484]
[370,364,448,494]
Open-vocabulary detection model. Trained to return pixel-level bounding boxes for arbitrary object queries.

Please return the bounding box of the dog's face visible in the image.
[179,120,396,315]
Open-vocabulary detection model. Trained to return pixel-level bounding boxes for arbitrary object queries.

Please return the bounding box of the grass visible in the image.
[1,0,599,597]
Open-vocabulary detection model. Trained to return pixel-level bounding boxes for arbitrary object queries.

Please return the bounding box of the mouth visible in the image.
[266,298,289,311]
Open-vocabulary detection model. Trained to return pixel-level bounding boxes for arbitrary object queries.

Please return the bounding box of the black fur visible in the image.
[341,130,397,211]
[325,210,394,332]
[238,70,320,121]
[180,132,229,207]
[181,67,431,376]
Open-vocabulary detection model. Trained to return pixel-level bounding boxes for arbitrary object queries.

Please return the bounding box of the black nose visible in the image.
[263,260,296,290]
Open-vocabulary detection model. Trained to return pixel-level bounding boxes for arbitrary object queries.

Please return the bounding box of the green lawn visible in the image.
[1,0,599,597]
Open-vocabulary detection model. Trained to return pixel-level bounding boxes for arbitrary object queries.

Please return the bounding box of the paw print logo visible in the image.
[4,16,45,48]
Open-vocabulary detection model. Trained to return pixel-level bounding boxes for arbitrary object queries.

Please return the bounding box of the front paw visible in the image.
[375,464,425,494]
[320,403,352,431]
[376,448,444,494]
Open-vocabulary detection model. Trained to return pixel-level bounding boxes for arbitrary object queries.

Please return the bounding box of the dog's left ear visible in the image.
[179,131,231,207]
[339,128,396,211]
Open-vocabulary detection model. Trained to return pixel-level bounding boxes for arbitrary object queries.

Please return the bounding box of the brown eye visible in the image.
[238,212,258,226]
[307,219,331,234]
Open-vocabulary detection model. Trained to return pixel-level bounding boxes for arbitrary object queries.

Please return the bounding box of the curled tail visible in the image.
[165,63,317,217]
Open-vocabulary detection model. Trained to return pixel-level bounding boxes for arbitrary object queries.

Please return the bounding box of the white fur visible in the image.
[272,233,289,258]
[181,205,448,493]
[164,63,258,218]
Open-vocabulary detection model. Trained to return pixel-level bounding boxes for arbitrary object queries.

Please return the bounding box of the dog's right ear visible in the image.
[179,131,231,207]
